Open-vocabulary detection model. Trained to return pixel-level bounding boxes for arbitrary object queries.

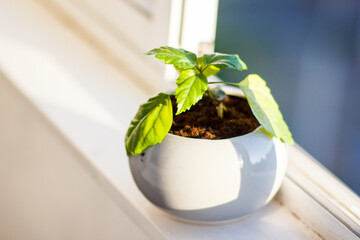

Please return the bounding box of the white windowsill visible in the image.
[0,1,359,239]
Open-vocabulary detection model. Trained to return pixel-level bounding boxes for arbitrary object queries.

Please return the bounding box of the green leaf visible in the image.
[125,93,173,156]
[197,57,220,77]
[238,74,294,145]
[146,46,197,69]
[203,53,247,71]
[175,69,208,115]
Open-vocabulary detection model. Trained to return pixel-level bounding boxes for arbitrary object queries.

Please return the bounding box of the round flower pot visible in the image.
[129,92,288,223]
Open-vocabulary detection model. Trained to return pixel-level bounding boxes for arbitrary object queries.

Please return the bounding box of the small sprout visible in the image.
[208,86,226,102]
[207,86,227,119]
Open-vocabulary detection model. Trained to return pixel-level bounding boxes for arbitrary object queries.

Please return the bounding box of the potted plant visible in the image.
[125,46,294,223]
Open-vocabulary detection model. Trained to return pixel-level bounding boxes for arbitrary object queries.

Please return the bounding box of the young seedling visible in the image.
[125,46,294,156]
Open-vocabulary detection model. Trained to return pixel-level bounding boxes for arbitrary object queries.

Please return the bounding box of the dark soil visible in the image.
[169,95,260,139]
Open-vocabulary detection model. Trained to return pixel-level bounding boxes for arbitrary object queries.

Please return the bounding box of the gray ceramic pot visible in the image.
[129,90,288,223]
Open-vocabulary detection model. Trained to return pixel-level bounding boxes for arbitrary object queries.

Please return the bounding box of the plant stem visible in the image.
[201,65,209,73]
[217,102,224,119]
[208,82,239,87]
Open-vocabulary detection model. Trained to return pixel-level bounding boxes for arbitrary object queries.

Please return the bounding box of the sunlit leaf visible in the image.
[203,53,247,71]
[175,69,208,115]
[146,46,197,69]
[125,93,173,156]
[238,74,294,145]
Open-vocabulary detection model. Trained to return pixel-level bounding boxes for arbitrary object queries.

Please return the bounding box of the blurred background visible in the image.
[215,0,360,194]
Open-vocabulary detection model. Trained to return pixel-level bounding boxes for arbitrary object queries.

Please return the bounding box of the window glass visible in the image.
[215,0,360,194]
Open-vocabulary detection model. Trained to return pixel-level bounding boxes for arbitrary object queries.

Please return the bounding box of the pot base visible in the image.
[159,205,261,225]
